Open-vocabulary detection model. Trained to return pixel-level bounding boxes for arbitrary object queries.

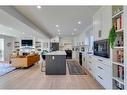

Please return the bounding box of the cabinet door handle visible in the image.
[98,59,103,62]
[98,75,103,80]
[97,66,104,70]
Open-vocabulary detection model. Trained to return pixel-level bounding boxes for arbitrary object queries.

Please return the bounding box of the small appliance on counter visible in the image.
[65,49,72,59]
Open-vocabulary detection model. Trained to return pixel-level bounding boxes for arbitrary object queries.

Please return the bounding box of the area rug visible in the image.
[67,60,87,75]
[0,63,16,77]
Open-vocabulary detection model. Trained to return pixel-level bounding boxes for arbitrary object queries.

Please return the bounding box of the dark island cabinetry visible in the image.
[46,52,66,75]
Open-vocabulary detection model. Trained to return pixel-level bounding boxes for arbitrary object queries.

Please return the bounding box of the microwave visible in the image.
[94,39,110,58]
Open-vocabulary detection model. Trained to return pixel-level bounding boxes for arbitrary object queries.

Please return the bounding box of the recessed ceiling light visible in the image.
[22,32,25,34]
[56,24,59,27]
[37,6,42,9]
[78,21,81,24]
[74,28,77,31]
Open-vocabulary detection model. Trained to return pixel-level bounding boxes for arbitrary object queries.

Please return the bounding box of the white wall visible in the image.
[72,24,93,50]
[0,34,16,61]
[51,36,59,42]
[59,37,72,50]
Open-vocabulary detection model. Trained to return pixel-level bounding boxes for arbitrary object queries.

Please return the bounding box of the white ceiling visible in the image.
[0,9,48,40]
[15,6,100,37]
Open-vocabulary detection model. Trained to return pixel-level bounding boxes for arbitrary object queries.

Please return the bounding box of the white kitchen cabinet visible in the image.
[72,36,77,46]
[93,6,112,41]
[83,53,112,89]
[87,55,94,76]
[93,8,102,41]
[103,64,112,89]
[82,54,88,70]
[101,7,112,39]
[75,51,79,61]
[94,56,112,89]
[97,65,112,89]
[86,56,92,74]
[89,56,96,78]
[82,54,96,78]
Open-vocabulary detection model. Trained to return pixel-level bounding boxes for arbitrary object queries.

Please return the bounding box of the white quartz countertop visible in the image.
[45,51,66,55]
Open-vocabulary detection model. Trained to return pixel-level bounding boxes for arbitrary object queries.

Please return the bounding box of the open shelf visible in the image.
[115,29,123,33]
[112,48,124,64]
[114,32,124,47]
[113,77,124,85]
[113,64,124,85]
[113,79,124,90]
[35,41,42,52]
[112,5,125,90]
[14,41,20,50]
[113,62,124,67]
[114,47,124,49]
[112,10,123,18]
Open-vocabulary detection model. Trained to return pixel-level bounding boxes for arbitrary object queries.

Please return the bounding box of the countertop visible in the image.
[45,51,66,55]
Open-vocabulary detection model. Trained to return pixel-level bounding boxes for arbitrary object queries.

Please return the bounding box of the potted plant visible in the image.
[108,25,117,49]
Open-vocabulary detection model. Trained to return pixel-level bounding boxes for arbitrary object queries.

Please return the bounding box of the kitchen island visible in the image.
[45,51,66,75]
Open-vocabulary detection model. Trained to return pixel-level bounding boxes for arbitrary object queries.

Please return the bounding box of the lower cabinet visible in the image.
[83,55,112,89]
[82,54,96,78]
[46,55,66,75]
[87,55,95,77]
[95,62,112,89]
[94,57,112,89]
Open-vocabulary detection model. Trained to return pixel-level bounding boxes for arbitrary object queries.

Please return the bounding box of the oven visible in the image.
[94,39,110,58]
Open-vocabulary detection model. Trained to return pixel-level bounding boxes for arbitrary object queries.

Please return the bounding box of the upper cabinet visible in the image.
[93,8,102,41]
[93,6,112,41]
[72,25,94,51]
[101,7,112,39]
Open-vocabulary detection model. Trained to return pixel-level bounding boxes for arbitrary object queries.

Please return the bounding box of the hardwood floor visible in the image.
[0,62,103,89]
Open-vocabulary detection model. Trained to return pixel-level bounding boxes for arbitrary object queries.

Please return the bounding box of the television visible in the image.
[21,40,33,46]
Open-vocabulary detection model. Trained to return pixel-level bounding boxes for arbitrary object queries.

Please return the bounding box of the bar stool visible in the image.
[41,50,48,72]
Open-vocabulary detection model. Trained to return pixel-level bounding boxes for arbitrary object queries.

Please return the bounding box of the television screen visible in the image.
[21,40,33,46]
